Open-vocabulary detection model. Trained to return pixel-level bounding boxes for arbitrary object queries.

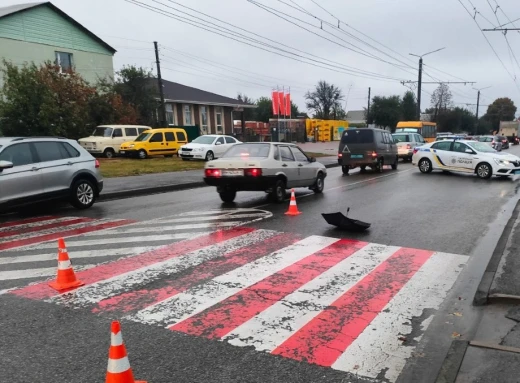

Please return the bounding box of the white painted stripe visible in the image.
[224,243,399,351]
[49,229,278,307]
[128,235,339,327]
[0,216,83,232]
[89,221,240,235]
[107,356,131,374]
[8,232,207,251]
[0,264,96,281]
[0,219,122,243]
[150,213,270,224]
[331,252,468,382]
[0,246,159,265]
[111,331,123,346]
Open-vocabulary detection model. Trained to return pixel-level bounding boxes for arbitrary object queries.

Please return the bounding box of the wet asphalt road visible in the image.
[2,147,520,383]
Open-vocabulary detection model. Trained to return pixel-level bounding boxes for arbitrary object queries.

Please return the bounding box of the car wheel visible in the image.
[419,158,433,173]
[313,173,325,194]
[360,166,367,172]
[138,149,147,159]
[271,179,286,203]
[205,151,214,161]
[70,179,96,209]
[104,148,115,159]
[219,190,236,203]
[476,163,492,179]
[376,158,384,173]
[391,156,398,170]
[342,166,350,175]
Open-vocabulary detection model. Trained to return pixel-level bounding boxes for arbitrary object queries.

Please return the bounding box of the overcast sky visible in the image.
[7,0,520,116]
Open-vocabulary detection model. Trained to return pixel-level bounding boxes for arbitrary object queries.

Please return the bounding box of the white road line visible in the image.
[0,264,95,281]
[128,235,339,327]
[0,216,84,232]
[0,219,119,243]
[90,221,241,235]
[49,229,279,307]
[0,246,159,265]
[332,252,468,382]
[224,243,399,351]
[151,213,270,224]
[7,232,208,252]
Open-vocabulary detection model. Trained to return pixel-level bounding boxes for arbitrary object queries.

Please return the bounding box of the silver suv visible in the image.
[0,137,104,212]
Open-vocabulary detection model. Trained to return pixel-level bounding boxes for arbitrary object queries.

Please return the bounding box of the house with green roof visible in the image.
[0,2,116,87]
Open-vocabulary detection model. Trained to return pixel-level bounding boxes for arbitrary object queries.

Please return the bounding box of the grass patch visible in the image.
[100,151,332,178]
[99,157,204,178]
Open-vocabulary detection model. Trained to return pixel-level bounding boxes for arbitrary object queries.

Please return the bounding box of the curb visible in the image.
[434,340,469,383]
[473,198,520,306]
[99,163,340,202]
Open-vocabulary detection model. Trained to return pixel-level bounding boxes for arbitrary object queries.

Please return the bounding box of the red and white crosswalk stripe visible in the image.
[8,225,468,381]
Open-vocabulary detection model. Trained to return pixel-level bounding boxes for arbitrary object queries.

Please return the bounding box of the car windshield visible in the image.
[392,134,410,142]
[222,143,270,158]
[92,127,113,137]
[192,136,216,145]
[134,133,151,142]
[467,142,496,153]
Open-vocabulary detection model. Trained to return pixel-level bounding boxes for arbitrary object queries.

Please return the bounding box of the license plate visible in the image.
[222,170,243,176]
[120,151,125,154]
[351,154,363,159]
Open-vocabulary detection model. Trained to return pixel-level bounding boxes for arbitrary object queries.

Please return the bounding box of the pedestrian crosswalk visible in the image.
[2,209,467,382]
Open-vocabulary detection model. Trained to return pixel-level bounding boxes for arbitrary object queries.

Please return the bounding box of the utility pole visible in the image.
[474,86,491,132]
[367,87,371,118]
[409,47,446,121]
[154,41,167,127]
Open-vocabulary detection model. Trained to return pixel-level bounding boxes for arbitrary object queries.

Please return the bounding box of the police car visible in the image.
[412,139,520,179]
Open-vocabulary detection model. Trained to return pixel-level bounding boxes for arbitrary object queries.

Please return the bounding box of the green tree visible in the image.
[0,61,95,139]
[367,95,402,132]
[436,107,475,133]
[401,91,417,120]
[305,80,344,119]
[237,93,256,121]
[113,65,159,126]
[482,97,517,132]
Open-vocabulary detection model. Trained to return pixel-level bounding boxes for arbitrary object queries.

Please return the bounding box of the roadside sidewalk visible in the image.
[436,200,520,383]
[100,156,340,201]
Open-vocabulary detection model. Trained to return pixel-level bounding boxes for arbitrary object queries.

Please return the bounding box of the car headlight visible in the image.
[196,148,204,152]
[494,158,512,166]
[129,144,135,148]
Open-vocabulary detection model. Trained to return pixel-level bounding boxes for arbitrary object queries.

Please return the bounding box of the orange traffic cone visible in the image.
[48,238,84,291]
[285,189,302,216]
[106,321,147,383]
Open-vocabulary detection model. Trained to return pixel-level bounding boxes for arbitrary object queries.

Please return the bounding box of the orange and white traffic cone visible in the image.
[48,238,84,291]
[106,321,147,383]
[285,189,302,216]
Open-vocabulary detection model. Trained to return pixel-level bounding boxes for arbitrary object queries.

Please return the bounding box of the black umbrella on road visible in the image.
[322,208,371,232]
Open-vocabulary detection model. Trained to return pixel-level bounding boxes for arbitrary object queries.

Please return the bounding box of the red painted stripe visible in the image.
[271,247,434,367]
[11,227,255,300]
[170,239,368,339]
[0,217,95,239]
[0,215,56,229]
[93,232,301,315]
[0,220,134,251]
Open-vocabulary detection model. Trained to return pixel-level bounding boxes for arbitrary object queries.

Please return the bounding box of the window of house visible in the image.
[200,106,209,134]
[184,105,192,125]
[215,107,223,132]
[55,52,73,72]
[166,104,175,126]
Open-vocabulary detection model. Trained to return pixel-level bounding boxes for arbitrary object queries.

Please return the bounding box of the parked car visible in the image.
[338,128,398,174]
[412,139,520,179]
[0,137,103,212]
[479,135,503,151]
[119,128,188,159]
[179,134,241,161]
[498,135,510,149]
[392,132,426,162]
[78,125,151,158]
[203,142,326,203]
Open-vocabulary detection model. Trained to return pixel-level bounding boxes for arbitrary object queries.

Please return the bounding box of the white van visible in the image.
[78,125,151,158]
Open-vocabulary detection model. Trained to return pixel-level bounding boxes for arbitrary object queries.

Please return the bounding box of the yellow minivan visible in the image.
[120,128,188,159]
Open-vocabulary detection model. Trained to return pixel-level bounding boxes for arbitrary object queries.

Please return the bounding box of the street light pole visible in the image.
[409,47,446,121]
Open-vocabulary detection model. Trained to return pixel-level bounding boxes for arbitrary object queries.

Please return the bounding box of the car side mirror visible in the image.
[310,157,316,163]
[465,149,473,154]
[215,142,222,145]
[0,160,14,171]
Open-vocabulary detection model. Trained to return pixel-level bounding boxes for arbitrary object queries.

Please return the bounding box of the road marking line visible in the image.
[271,246,434,366]
[128,235,338,327]
[0,264,94,281]
[170,239,368,339]
[332,251,468,381]
[224,243,399,351]
[0,216,56,229]
[48,229,277,307]
[0,216,88,235]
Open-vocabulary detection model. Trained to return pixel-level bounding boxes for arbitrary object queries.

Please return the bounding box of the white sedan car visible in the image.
[179,134,241,161]
[412,139,520,179]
